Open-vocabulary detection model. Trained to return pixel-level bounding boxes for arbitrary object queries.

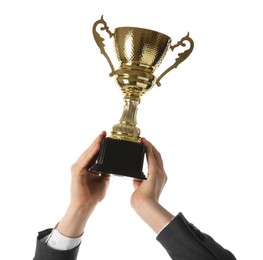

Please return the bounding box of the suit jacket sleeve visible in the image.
[156,212,236,260]
[33,228,80,260]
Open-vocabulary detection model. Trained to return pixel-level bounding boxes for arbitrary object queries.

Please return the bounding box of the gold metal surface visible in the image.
[92,16,194,142]
[111,96,141,142]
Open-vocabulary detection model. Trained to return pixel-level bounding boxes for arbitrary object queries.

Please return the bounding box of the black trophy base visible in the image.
[89,137,146,180]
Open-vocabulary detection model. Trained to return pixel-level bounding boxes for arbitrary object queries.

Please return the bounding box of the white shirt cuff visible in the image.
[43,229,82,251]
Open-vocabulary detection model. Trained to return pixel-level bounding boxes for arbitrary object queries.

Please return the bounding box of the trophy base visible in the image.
[89,137,147,180]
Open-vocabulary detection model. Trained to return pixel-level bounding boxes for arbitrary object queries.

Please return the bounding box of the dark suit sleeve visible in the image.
[156,212,236,260]
[33,228,80,260]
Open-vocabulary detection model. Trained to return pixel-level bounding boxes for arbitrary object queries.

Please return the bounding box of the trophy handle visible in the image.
[92,16,116,77]
[155,33,194,87]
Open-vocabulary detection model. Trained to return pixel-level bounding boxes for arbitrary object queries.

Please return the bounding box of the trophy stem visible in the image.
[111,95,141,143]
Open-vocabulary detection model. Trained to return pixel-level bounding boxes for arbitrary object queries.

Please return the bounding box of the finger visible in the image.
[141,138,157,167]
[151,144,167,185]
[78,131,106,160]
[141,138,158,180]
[141,137,164,169]
[73,131,106,171]
[77,131,106,161]
[133,179,143,189]
[88,171,111,182]
[152,144,164,169]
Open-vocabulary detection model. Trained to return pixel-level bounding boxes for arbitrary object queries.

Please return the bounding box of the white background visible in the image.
[0,0,262,259]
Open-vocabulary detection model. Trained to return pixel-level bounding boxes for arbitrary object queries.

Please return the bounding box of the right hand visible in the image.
[131,137,167,208]
[130,138,173,234]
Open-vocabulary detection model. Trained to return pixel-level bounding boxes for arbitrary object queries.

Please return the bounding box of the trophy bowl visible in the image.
[114,27,171,93]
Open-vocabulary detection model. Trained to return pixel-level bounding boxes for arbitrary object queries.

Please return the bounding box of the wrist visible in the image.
[57,201,97,238]
[131,195,174,234]
[131,190,154,212]
[69,198,98,214]
[131,194,158,217]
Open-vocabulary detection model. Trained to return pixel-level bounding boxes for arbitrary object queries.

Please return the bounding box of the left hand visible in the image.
[70,131,110,210]
[57,131,110,237]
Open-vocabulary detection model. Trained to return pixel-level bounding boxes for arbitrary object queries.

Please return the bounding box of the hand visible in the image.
[131,137,167,206]
[131,138,174,234]
[57,131,110,237]
[70,131,110,210]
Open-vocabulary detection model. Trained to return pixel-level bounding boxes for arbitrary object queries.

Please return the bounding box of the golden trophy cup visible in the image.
[89,16,194,179]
